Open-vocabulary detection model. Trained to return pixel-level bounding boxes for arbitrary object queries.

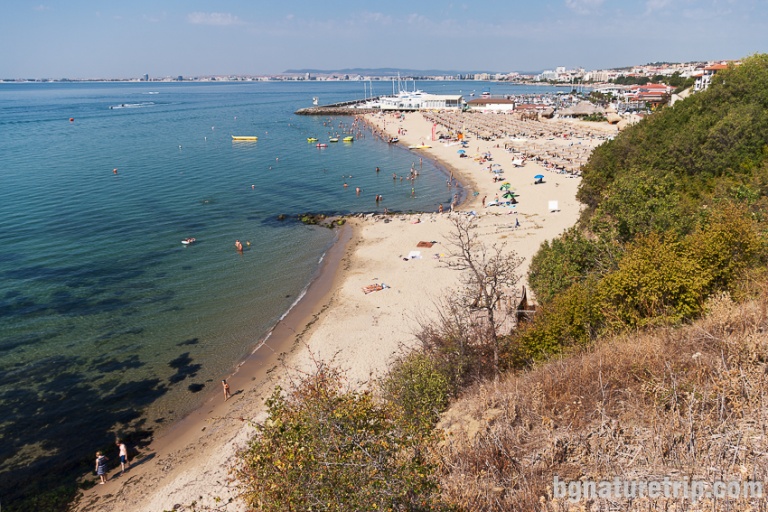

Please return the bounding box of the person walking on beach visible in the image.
[222,379,231,401]
[116,440,130,473]
[95,451,109,484]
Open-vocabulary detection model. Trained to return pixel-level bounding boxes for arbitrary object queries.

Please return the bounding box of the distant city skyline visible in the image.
[1,0,765,79]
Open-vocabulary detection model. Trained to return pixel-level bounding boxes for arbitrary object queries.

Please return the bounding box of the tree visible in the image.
[444,216,524,377]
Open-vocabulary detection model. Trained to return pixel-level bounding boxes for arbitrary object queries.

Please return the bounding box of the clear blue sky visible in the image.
[1,0,764,79]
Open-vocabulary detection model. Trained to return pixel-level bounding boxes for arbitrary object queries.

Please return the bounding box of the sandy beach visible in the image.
[74,111,615,511]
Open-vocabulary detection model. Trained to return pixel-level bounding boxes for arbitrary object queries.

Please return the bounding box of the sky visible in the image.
[1,0,765,79]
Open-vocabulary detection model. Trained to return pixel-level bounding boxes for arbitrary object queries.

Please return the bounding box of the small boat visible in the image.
[182,237,196,245]
[408,144,432,149]
[232,136,258,141]
[329,137,339,143]
[388,137,399,144]
[342,136,354,142]
[307,137,318,142]
[316,143,328,148]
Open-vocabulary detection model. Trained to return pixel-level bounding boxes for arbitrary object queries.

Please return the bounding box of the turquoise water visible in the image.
[0,80,559,503]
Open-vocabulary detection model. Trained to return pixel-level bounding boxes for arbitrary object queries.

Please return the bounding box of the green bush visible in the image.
[237,367,447,512]
[528,227,615,304]
[380,352,450,432]
[684,204,766,295]
[597,233,710,329]
[510,277,604,366]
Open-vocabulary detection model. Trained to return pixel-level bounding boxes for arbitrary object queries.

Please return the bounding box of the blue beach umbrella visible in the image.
[457,149,466,154]
[534,174,544,179]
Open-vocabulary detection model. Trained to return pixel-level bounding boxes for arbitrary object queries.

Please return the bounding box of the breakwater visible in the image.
[295,97,381,115]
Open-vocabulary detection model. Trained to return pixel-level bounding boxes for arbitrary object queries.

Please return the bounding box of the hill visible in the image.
[438,52,768,510]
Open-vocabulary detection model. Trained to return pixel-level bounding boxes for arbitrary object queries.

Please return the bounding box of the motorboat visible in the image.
[182,237,196,245]
[316,143,328,148]
[307,137,318,142]
[329,137,339,142]
[388,137,399,144]
[342,136,354,142]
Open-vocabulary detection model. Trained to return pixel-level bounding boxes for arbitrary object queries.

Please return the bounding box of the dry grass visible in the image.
[436,292,768,511]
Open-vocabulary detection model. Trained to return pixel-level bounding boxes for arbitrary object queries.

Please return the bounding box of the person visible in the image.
[438,203,443,214]
[235,240,243,252]
[95,451,109,484]
[482,196,487,207]
[375,166,380,173]
[515,217,520,228]
[222,379,231,401]
[116,440,130,473]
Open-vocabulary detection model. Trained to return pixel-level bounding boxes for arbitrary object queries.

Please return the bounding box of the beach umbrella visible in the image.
[534,174,544,180]
[502,191,517,199]
[457,149,466,154]
[499,183,511,190]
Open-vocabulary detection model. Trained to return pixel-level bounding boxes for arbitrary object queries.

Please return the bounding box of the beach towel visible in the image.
[416,241,434,248]
[362,283,388,294]
[407,251,422,260]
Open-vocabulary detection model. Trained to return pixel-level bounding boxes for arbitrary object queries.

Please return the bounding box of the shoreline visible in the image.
[74,224,357,511]
[74,110,614,511]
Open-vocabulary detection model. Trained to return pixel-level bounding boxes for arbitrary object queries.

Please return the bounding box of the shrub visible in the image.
[380,352,450,432]
[598,232,710,329]
[684,203,765,295]
[510,277,604,366]
[237,366,447,512]
[528,227,616,304]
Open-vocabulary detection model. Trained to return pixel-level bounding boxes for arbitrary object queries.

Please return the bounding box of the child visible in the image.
[116,439,130,473]
[95,451,109,484]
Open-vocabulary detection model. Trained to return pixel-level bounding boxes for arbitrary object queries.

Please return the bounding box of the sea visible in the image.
[0,79,562,505]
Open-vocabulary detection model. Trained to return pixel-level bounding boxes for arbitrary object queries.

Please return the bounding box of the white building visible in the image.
[379,91,463,111]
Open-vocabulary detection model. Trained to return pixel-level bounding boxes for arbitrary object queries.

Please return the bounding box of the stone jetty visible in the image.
[295,97,381,116]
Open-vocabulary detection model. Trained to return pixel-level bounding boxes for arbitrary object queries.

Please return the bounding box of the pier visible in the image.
[295,97,381,115]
